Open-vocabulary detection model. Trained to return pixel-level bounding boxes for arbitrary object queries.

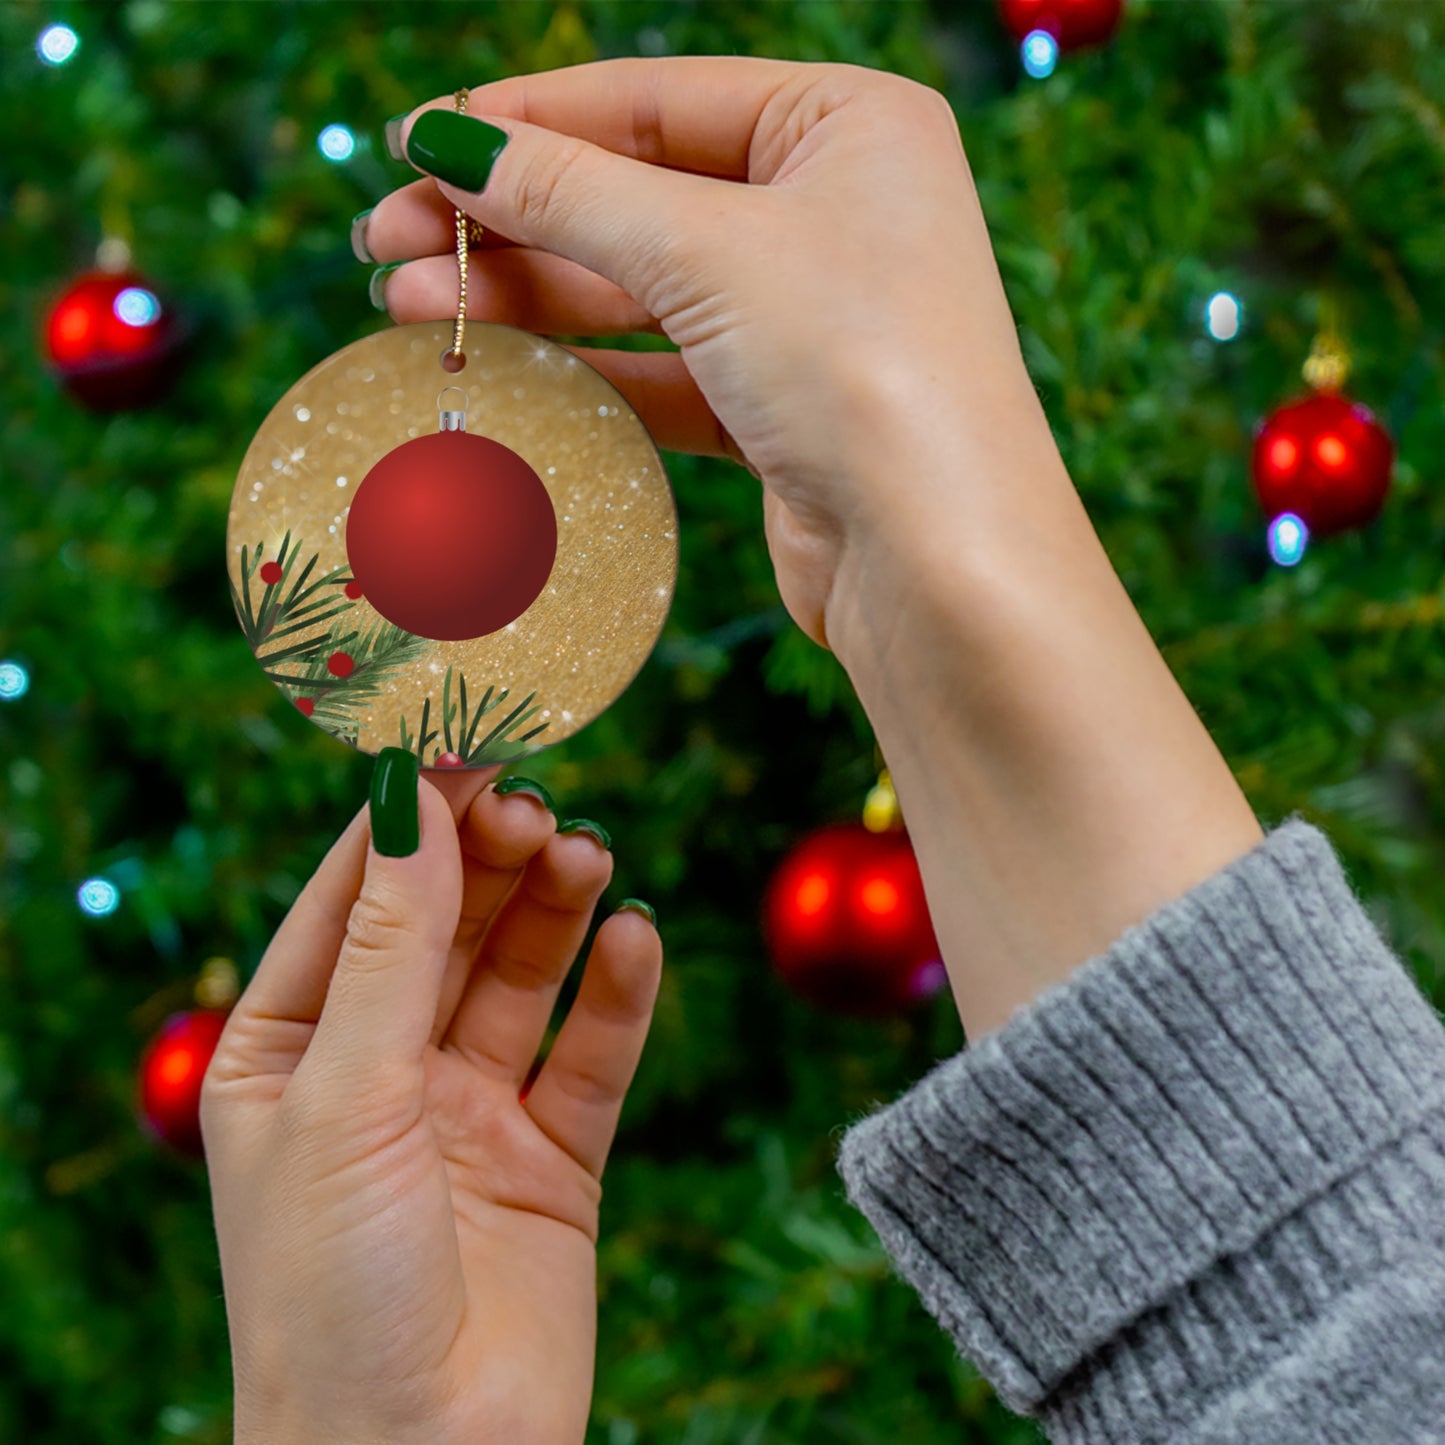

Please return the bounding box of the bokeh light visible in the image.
[37,24,79,66]
[1267,512,1309,567]
[317,124,356,162]
[77,878,121,917]
[114,287,162,328]
[1205,291,1242,341]
[0,660,29,700]
[1022,30,1059,79]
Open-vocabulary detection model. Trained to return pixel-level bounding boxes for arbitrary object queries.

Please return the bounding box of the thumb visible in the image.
[397,105,738,315]
[303,750,463,1090]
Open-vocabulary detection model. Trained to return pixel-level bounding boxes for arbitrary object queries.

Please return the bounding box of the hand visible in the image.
[361,56,1052,659]
[201,761,662,1445]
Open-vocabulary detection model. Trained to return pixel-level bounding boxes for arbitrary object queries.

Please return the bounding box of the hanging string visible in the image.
[445,88,487,369]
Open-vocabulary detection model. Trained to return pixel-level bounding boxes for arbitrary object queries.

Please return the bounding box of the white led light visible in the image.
[318,124,357,162]
[114,287,161,327]
[1267,512,1308,567]
[38,24,79,66]
[1205,291,1243,342]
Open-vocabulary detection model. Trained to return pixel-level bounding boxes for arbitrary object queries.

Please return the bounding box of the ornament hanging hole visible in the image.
[440,349,467,374]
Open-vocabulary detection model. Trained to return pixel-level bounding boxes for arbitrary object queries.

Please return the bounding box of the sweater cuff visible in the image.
[834,818,1445,1419]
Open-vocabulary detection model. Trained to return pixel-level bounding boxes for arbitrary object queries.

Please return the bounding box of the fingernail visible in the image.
[405,110,510,193]
[558,818,612,851]
[370,747,420,857]
[384,113,409,162]
[494,775,555,812]
[369,261,404,311]
[617,898,656,926]
[350,208,375,263]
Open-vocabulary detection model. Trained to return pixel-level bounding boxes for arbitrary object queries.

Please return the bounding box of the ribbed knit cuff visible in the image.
[835,818,1445,1437]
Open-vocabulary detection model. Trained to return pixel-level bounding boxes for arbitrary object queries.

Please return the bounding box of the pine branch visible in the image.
[234,532,356,655]
[396,666,551,765]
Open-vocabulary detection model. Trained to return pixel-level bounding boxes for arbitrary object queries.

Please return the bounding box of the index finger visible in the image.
[404,53,812,182]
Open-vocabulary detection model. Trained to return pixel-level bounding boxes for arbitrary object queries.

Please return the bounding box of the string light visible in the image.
[1205,291,1242,341]
[37,24,79,66]
[1267,512,1309,567]
[318,124,356,162]
[77,877,121,917]
[1022,30,1060,78]
[0,660,29,700]
[114,287,162,328]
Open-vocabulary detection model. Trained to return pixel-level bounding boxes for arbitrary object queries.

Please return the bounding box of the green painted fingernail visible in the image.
[405,110,510,192]
[617,898,656,925]
[350,208,375,263]
[369,261,403,311]
[558,818,611,850]
[370,747,420,857]
[384,113,409,162]
[494,775,556,812]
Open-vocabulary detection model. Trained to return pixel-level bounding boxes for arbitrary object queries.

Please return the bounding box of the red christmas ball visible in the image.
[1251,392,1394,537]
[259,560,284,585]
[763,822,946,1018]
[137,1008,230,1157]
[345,431,558,642]
[327,651,355,677]
[998,0,1124,49]
[44,269,183,410]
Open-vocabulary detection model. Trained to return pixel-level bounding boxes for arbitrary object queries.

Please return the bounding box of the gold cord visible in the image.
[449,88,480,361]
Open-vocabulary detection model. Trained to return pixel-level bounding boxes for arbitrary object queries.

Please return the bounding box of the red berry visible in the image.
[344,581,364,600]
[434,751,464,767]
[327,651,355,678]
[260,560,284,585]
[295,697,315,717]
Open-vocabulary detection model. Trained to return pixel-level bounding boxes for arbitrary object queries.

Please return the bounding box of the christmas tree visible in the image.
[2,3,1443,1442]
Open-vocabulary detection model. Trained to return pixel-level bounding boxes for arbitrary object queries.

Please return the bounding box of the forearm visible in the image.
[827,380,1262,1040]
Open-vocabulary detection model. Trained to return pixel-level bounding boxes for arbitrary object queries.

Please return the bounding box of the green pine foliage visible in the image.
[2,3,1443,1443]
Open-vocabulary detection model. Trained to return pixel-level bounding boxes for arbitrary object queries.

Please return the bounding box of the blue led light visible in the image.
[1205,291,1242,342]
[114,287,161,328]
[0,660,29,700]
[1022,30,1059,79]
[318,124,357,162]
[78,877,121,917]
[38,24,79,66]
[1267,512,1309,567]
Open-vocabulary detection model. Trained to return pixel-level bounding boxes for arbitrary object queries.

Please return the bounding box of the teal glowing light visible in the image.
[1268,512,1308,567]
[1206,291,1242,341]
[318,124,356,162]
[78,878,121,917]
[1022,30,1059,79]
[38,24,79,65]
[0,660,29,700]
[114,287,161,327]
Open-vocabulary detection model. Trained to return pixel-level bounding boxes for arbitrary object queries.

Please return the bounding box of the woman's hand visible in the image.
[361,55,1055,663]
[201,757,661,1445]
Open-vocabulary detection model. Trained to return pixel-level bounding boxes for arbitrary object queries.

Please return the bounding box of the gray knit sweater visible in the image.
[835,819,1445,1443]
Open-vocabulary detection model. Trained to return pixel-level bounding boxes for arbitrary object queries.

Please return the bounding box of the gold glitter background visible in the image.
[227,320,677,763]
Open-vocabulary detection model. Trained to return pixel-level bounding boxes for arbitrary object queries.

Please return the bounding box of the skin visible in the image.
[203,55,1264,1445]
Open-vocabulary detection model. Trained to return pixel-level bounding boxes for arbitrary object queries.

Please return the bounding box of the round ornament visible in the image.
[44,268,183,411]
[137,1008,230,1158]
[762,821,946,1018]
[228,319,677,766]
[1251,391,1393,537]
[998,0,1124,49]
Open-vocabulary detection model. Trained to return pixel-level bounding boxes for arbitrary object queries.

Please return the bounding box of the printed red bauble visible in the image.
[137,1008,230,1157]
[44,269,183,411]
[998,0,1124,49]
[1251,392,1394,537]
[763,822,946,1018]
[345,431,557,642]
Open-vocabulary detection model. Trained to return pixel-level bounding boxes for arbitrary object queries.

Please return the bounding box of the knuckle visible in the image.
[513,135,590,231]
[340,892,411,968]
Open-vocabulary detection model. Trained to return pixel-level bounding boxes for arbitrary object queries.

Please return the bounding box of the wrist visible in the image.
[826,406,1262,1039]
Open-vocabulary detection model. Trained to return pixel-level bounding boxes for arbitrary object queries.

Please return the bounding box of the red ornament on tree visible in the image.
[1251,391,1394,537]
[44,268,183,411]
[763,819,945,1018]
[345,427,558,642]
[998,0,1124,49]
[137,1008,230,1157]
